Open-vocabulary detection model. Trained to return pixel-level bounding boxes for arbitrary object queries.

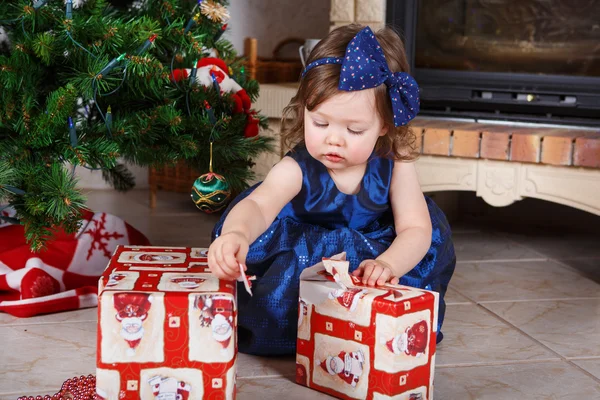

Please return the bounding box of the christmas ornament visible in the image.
[200,0,230,23]
[191,141,232,213]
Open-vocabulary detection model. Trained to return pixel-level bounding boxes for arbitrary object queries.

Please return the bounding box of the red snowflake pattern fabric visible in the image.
[83,213,125,260]
[0,208,150,317]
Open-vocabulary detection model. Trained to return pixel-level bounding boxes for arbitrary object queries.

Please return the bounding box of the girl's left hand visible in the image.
[352,259,400,287]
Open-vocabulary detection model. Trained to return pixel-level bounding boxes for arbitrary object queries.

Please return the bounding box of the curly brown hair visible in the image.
[281,24,418,161]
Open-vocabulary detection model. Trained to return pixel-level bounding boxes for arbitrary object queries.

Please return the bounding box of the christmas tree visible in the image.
[0,0,272,250]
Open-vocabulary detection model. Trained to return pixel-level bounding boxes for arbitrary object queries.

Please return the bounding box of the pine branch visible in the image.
[101,162,135,192]
[39,163,87,220]
[0,159,18,203]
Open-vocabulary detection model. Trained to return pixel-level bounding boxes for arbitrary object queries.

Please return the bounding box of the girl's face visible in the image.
[304,88,387,170]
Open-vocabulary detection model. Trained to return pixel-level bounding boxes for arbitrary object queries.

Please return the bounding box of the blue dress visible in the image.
[211,144,456,355]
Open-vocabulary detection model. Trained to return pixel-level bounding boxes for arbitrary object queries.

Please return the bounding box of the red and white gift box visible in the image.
[296,253,439,400]
[96,245,237,400]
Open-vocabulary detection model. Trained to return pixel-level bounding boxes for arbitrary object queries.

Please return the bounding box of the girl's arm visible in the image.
[209,156,303,279]
[220,156,302,243]
[375,159,432,278]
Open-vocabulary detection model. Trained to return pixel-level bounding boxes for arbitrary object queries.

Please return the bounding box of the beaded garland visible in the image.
[18,375,97,400]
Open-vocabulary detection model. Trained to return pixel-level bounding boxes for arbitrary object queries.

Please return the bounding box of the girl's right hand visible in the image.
[207,231,249,281]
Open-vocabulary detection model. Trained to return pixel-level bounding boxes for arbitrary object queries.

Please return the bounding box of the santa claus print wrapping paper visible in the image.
[296,253,439,400]
[96,245,238,400]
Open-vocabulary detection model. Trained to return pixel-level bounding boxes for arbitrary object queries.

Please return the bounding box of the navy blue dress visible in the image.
[211,144,455,355]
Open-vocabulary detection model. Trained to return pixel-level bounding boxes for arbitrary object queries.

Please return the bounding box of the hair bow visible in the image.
[302,27,420,127]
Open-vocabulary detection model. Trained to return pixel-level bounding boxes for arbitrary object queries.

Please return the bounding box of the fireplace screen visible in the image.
[415,0,600,77]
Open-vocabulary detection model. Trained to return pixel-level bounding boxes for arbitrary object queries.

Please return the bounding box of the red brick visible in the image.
[541,136,573,166]
[423,128,451,156]
[452,129,480,158]
[574,136,600,168]
[510,132,541,163]
[481,129,511,160]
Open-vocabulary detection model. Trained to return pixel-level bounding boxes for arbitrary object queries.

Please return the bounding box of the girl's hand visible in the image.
[352,259,400,286]
[208,231,249,281]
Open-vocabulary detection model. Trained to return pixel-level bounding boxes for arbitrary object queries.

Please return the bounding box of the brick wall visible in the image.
[329,0,386,31]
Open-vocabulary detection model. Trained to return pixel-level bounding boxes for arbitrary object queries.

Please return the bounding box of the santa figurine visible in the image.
[170,57,260,138]
[381,320,429,357]
[319,349,365,387]
[194,294,234,353]
[113,292,153,356]
[328,288,368,313]
[148,375,191,400]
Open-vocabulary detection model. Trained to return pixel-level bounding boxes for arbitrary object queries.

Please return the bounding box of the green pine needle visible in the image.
[101,163,135,192]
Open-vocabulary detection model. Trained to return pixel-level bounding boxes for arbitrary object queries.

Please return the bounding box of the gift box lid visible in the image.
[299,252,439,329]
[98,245,236,295]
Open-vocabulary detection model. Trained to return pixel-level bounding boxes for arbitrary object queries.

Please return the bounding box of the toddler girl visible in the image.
[208,24,456,355]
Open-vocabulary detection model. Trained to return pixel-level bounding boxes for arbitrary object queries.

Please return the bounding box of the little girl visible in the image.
[208,24,456,355]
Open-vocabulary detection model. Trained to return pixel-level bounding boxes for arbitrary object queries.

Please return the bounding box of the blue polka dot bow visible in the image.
[302,26,420,127]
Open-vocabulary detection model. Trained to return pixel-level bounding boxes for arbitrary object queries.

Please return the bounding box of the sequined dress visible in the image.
[211,145,456,355]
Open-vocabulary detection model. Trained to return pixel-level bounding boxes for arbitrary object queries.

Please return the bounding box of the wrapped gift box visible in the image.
[96,245,237,400]
[296,253,439,400]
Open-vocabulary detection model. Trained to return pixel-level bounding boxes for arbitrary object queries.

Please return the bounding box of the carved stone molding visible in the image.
[520,164,600,216]
[414,156,477,192]
[415,156,600,215]
[476,160,523,207]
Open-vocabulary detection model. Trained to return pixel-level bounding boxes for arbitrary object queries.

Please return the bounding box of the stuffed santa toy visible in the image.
[194,294,234,353]
[114,292,153,356]
[381,319,429,357]
[319,349,365,387]
[328,287,368,312]
[148,375,191,400]
[171,57,260,138]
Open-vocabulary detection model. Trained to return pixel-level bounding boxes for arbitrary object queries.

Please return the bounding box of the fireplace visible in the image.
[386,0,600,127]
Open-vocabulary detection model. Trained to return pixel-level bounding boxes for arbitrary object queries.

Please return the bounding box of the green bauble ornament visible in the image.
[191,142,232,213]
[191,172,231,213]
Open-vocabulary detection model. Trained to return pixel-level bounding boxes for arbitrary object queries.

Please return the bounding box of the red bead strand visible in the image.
[18,375,97,400]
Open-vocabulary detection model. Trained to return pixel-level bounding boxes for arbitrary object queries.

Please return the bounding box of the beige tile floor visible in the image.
[1,190,599,399]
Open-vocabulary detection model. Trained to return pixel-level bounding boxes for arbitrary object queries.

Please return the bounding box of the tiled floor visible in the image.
[1,190,599,399]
